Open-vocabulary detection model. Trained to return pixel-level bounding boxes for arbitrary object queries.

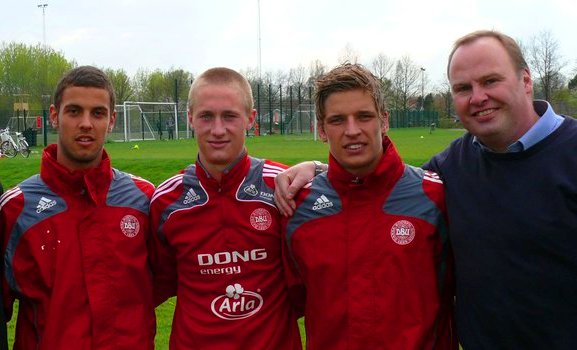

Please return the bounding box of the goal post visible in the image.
[114,101,178,142]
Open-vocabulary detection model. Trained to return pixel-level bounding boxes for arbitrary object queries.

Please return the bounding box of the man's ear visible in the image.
[187,110,194,130]
[108,111,117,133]
[381,111,389,136]
[246,109,257,130]
[49,105,59,129]
[522,68,533,96]
[318,124,328,143]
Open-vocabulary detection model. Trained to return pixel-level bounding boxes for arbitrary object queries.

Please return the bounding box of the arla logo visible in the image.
[211,283,263,320]
[243,184,259,197]
[390,220,415,245]
[120,215,140,238]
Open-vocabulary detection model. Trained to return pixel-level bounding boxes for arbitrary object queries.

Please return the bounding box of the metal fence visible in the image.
[253,84,315,136]
[389,110,439,128]
[19,83,577,146]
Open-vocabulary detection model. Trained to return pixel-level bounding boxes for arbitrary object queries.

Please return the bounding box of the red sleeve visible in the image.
[422,170,457,349]
[130,175,155,199]
[0,187,24,321]
[281,215,306,317]
[148,183,179,307]
[261,159,288,190]
[263,159,305,315]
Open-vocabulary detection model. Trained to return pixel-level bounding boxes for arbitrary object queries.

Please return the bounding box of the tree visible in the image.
[434,80,454,118]
[288,65,307,87]
[105,68,133,103]
[568,73,577,91]
[527,30,565,101]
[338,43,359,64]
[0,42,74,108]
[370,53,394,104]
[307,59,326,86]
[371,53,394,81]
[390,55,421,111]
[132,68,192,105]
[163,68,193,108]
[423,93,434,111]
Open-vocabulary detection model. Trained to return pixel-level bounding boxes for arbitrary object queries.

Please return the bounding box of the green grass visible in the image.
[0,128,465,349]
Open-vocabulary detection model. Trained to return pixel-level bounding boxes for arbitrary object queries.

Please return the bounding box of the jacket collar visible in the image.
[327,136,405,192]
[195,149,250,193]
[40,144,113,205]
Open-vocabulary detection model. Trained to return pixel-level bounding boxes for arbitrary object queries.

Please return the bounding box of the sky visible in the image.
[2,0,577,91]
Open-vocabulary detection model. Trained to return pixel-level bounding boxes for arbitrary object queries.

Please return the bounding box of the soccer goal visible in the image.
[112,101,178,142]
[283,103,318,141]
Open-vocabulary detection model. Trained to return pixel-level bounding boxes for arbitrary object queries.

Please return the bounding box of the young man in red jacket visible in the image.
[282,63,456,349]
[148,67,302,349]
[0,66,156,350]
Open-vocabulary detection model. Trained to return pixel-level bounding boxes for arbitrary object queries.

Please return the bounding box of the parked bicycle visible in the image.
[0,127,31,158]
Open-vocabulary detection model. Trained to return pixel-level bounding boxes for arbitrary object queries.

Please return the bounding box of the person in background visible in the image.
[282,63,455,349]
[0,66,156,350]
[166,117,175,140]
[148,67,302,349]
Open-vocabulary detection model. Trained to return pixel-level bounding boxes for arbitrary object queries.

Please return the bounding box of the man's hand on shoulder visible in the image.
[274,160,327,216]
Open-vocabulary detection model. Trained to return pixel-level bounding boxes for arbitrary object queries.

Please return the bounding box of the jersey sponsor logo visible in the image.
[120,214,140,238]
[183,187,201,204]
[243,184,273,200]
[200,265,242,275]
[198,248,267,266]
[249,208,272,231]
[243,184,259,197]
[36,196,57,213]
[312,194,333,210]
[258,191,273,199]
[211,283,263,320]
[390,220,415,245]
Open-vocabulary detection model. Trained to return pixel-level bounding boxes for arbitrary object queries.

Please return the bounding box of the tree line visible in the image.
[1,29,576,122]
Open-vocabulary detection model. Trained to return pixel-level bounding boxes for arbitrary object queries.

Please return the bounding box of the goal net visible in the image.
[111,101,178,142]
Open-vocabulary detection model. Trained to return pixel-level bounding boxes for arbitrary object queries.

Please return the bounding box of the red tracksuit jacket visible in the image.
[149,152,302,349]
[0,145,156,350]
[285,137,456,350]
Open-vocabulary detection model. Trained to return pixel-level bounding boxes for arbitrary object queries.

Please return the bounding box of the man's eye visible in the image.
[326,117,344,125]
[358,114,374,121]
[453,86,470,94]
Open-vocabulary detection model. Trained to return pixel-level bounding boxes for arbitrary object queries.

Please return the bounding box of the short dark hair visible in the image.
[447,30,529,79]
[53,66,116,111]
[314,63,386,125]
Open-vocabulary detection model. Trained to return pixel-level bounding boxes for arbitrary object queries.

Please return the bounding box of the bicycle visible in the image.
[0,127,31,158]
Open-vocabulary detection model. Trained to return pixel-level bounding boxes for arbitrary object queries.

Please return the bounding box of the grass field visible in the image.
[0,128,465,349]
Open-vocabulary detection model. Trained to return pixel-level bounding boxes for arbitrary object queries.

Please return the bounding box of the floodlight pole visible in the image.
[38,4,48,49]
[257,0,262,81]
[420,67,426,111]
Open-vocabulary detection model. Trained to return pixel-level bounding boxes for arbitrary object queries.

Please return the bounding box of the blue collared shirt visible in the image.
[473,100,564,152]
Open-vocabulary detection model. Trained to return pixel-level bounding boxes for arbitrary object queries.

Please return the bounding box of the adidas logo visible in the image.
[36,196,57,213]
[183,188,201,204]
[312,194,333,210]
